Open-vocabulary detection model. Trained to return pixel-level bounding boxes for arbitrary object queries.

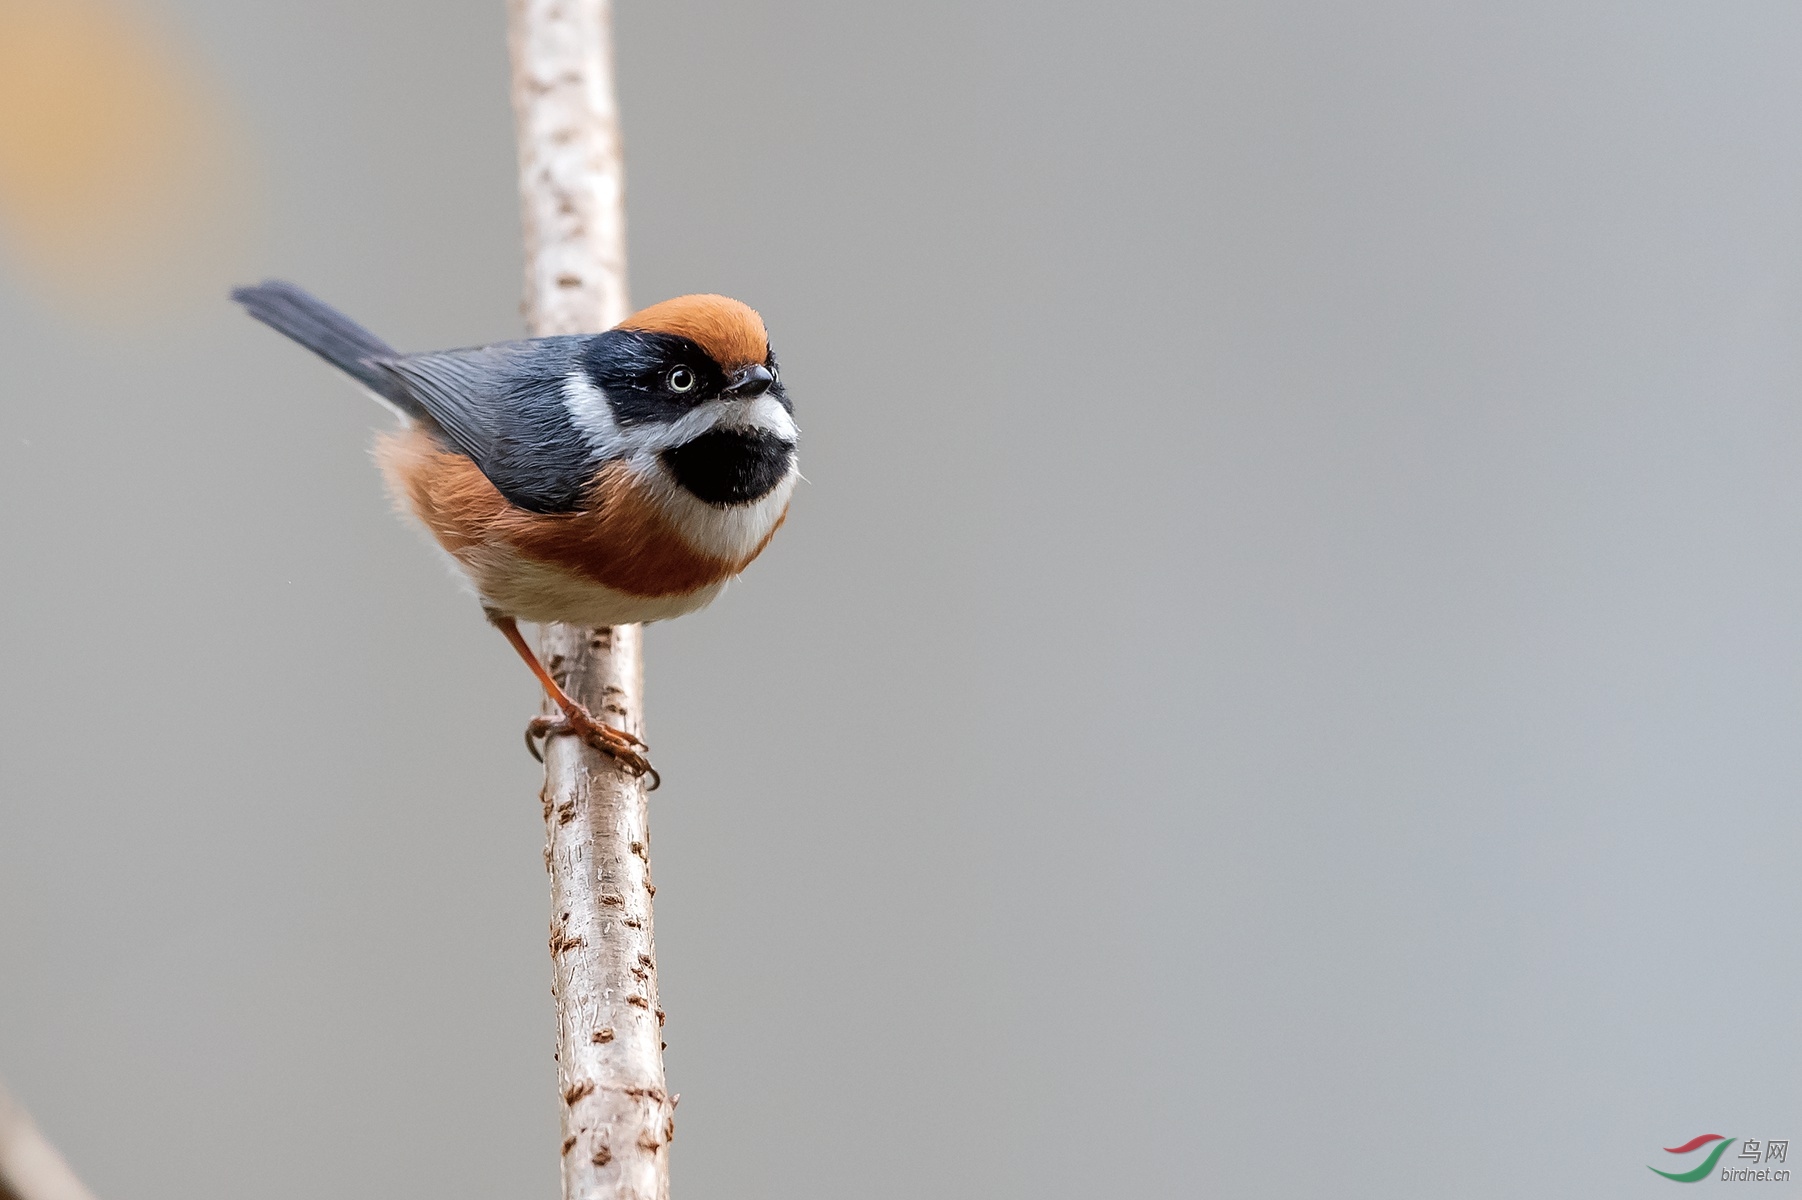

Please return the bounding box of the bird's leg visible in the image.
[485,609,658,788]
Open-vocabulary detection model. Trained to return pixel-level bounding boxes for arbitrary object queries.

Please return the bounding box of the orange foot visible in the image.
[526,706,660,790]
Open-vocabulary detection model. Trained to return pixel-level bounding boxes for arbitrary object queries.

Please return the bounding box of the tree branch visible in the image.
[0,1079,98,1200]
[505,3,672,1198]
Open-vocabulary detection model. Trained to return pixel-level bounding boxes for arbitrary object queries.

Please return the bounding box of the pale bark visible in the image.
[505,4,673,1199]
[0,1080,98,1200]
[507,0,629,341]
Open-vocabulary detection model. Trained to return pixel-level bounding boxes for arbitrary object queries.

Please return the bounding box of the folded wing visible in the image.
[376,339,600,514]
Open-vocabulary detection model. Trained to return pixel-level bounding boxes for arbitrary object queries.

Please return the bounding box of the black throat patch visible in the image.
[660,428,794,507]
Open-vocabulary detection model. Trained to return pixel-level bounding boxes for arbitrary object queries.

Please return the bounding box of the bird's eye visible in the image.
[667,366,697,393]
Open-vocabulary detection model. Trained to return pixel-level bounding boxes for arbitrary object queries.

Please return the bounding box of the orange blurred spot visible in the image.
[0,0,257,320]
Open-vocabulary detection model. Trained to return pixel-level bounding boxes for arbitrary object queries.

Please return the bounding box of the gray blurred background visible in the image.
[3,1,1801,1196]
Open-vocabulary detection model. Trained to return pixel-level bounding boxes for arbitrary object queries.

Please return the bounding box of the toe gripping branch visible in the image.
[488,610,661,790]
[524,707,660,790]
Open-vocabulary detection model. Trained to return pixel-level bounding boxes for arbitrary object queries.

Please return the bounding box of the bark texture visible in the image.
[506,3,672,1198]
[508,0,629,341]
[0,1080,98,1200]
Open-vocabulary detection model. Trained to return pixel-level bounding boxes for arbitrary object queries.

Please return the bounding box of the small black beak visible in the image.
[724,363,774,398]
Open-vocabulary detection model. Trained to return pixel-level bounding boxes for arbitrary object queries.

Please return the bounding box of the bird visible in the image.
[231,280,799,786]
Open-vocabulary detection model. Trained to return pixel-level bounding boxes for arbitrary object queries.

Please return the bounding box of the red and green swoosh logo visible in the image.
[1651,1135,1736,1182]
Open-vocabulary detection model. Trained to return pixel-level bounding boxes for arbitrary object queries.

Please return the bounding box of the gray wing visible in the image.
[374,337,600,514]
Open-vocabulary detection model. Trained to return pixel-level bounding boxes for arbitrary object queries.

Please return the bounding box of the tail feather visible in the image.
[231,280,423,417]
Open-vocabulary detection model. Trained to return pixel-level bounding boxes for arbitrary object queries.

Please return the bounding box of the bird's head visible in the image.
[576,294,797,507]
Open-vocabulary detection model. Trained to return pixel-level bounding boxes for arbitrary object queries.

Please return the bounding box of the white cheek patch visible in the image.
[639,403,736,454]
[562,370,799,459]
[561,371,623,455]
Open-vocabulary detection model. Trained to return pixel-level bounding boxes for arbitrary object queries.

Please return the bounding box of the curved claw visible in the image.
[524,709,660,790]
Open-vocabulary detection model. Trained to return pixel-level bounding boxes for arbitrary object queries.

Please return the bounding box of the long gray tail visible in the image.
[231,280,424,417]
